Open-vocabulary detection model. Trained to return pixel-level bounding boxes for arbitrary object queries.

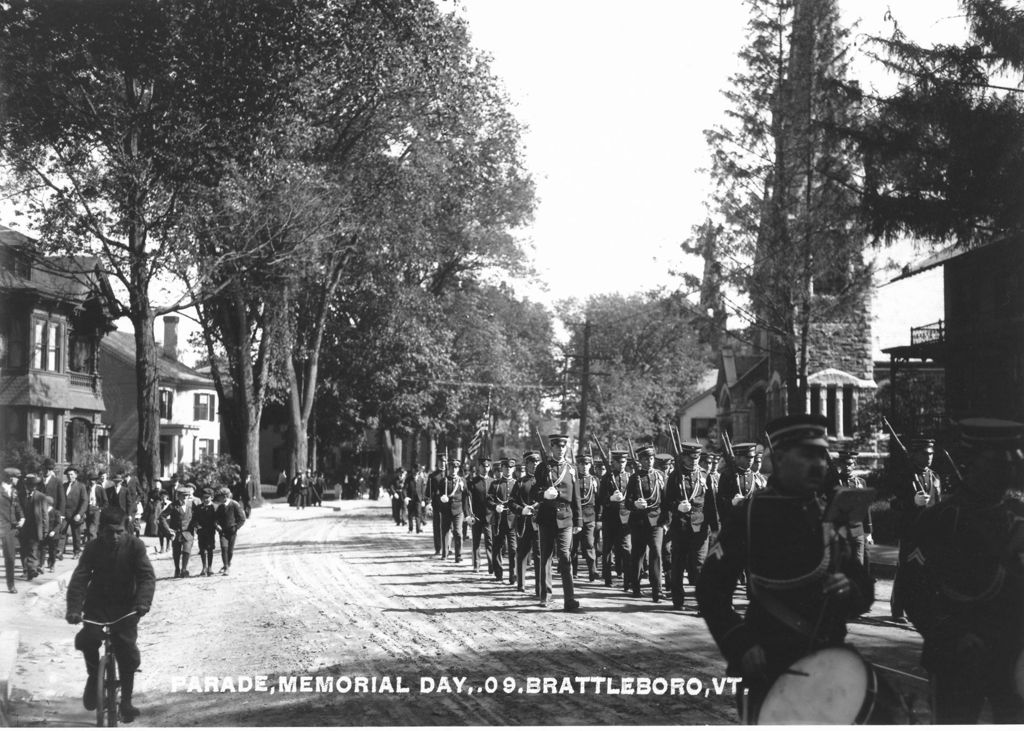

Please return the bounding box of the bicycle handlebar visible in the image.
[82,611,137,627]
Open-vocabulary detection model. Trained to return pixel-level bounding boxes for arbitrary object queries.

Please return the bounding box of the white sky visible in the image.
[456,0,968,355]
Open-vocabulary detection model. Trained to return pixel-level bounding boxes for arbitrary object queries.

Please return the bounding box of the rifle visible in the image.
[670,425,683,456]
[882,416,927,496]
[535,427,549,462]
[721,430,736,469]
[940,447,964,486]
[590,436,610,465]
[627,437,637,462]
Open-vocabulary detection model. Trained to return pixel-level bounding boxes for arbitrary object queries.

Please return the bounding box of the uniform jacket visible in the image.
[577,472,598,523]
[663,467,708,533]
[510,475,538,535]
[888,466,941,538]
[465,475,492,521]
[215,499,247,534]
[67,535,156,621]
[716,469,757,522]
[625,469,667,527]
[0,483,24,536]
[44,473,66,514]
[531,460,582,530]
[64,480,89,523]
[597,471,631,525]
[487,476,516,530]
[426,470,447,507]
[696,481,874,677]
[904,494,1024,673]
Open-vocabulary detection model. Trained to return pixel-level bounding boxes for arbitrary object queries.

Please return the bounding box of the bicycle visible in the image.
[82,611,136,727]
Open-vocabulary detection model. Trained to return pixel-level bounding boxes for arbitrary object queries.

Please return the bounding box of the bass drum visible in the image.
[757,647,901,725]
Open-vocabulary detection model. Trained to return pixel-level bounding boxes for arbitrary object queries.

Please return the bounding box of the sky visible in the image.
[455,0,966,356]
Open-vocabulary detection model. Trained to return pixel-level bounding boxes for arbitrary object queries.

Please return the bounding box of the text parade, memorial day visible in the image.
[170,675,742,697]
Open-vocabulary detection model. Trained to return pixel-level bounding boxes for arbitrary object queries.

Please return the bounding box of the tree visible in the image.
[558,294,714,445]
[687,0,871,410]
[859,0,1024,245]
[0,0,310,491]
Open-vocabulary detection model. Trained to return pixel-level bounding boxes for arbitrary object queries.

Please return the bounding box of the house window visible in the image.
[691,418,716,440]
[4,320,26,368]
[68,330,95,373]
[197,439,216,459]
[31,319,61,372]
[193,393,215,422]
[32,412,57,460]
[842,385,854,436]
[159,389,174,420]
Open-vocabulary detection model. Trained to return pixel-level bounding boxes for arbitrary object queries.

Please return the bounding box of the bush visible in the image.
[182,454,241,492]
[0,442,44,474]
[74,450,135,479]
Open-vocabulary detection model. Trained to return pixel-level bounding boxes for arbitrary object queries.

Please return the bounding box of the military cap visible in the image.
[635,444,656,459]
[766,413,830,450]
[449,456,462,467]
[498,457,515,467]
[64,465,79,475]
[576,453,593,464]
[678,440,703,455]
[653,454,673,469]
[3,467,21,479]
[705,451,722,463]
[909,437,935,452]
[731,442,758,457]
[41,457,55,471]
[836,449,859,463]
[522,450,540,462]
[610,450,628,460]
[959,418,1024,454]
[477,456,490,465]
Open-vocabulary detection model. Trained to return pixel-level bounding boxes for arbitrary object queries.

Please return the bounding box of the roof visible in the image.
[680,368,720,410]
[102,330,214,388]
[889,235,1021,283]
[0,225,115,310]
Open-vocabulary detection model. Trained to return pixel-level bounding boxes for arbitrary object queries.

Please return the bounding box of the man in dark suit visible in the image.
[62,466,89,559]
[487,458,518,583]
[1,467,25,592]
[83,472,107,542]
[20,474,53,580]
[532,434,582,611]
[214,486,246,575]
[41,458,66,517]
[161,484,196,578]
[106,471,137,531]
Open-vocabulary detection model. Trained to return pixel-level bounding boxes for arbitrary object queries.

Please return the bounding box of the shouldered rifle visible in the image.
[627,437,637,462]
[590,436,610,465]
[670,425,683,456]
[882,416,926,496]
[721,430,736,469]
[535,427,549,462]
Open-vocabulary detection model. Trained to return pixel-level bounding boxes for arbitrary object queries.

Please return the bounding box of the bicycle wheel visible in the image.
[95,655,108,727]
[105,653,119,727]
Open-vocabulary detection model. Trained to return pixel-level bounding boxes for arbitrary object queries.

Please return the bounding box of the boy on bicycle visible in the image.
[66,506,155,722]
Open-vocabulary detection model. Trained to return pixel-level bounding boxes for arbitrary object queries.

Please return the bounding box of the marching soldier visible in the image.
[717,442,759,520]
[689,450,722,588]
[487,458,518,583]
[824,449,873,566]
[751,450,768,491]
[598,450,632,589]
[663,441,714,611]
[532,434,582,611]
[511,451,541,596]
[438,456,469,563]
[465,457,493,573]
[902,418,1024,724]
[655,454,674,590]
[697,414,876,722]
[626,445,667,602]
[592,457,607,564]
[888,436,941,622]
[427,455,448,557]
[571,452,598,582]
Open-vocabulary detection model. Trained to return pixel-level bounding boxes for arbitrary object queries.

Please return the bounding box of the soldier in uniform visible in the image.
[438,456,469,562]
[571,452,598,582]
[404,464,425,534]
[655,453,675,589]
[511,451,541,596]
[689,450,723,587]
[591,457,607,566]
[487,458,518,583]
[903,418,1024,724]
[598,450,632,589]
[888,436,941,622]
[465,457,493,574]
[532,434,582,610]
[626,445,667,602]
[824,449,873,566]
[664,440,714,611]
[751,450,768,491]
[426,455,448,557]
[717,442,759,520]
[697,414,875,722]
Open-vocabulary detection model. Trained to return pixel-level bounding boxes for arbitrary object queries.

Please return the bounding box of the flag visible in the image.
[466,416,488,461]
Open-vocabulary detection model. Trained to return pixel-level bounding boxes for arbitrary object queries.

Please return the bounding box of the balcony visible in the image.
[910,320,945,346]
[68,370,100,391]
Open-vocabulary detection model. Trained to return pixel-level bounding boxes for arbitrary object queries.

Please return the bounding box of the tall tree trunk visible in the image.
[129,308,161,496]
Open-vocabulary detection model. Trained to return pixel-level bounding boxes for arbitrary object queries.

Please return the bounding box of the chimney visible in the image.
[163,316,179,361]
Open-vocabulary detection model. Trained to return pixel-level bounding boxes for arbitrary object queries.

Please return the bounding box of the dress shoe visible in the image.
[589,573,598,582]
[652,593,662,603]
[632,589,642,598]
[119,703,141,722]
[454,557,462,564]
[72,552,80,559]
[222,567,230,576]
[563,599,581,612]
[173,570,181,579]
[604,578,612,587]
[673,602,683,611]
[7,586,15,594]
[83,674,97,711]
[539,597,548,607]
[180,570,190,578]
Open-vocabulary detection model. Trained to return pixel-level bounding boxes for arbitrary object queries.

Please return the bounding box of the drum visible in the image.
[758,647,885,725]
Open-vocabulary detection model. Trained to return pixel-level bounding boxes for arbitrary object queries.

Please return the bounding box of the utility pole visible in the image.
[578,318,591,450]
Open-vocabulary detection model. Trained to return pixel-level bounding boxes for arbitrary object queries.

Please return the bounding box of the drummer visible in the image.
[903,418,1024,724]
[696,414,875,721]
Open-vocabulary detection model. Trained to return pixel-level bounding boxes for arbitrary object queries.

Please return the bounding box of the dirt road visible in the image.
[6,498,928,726]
